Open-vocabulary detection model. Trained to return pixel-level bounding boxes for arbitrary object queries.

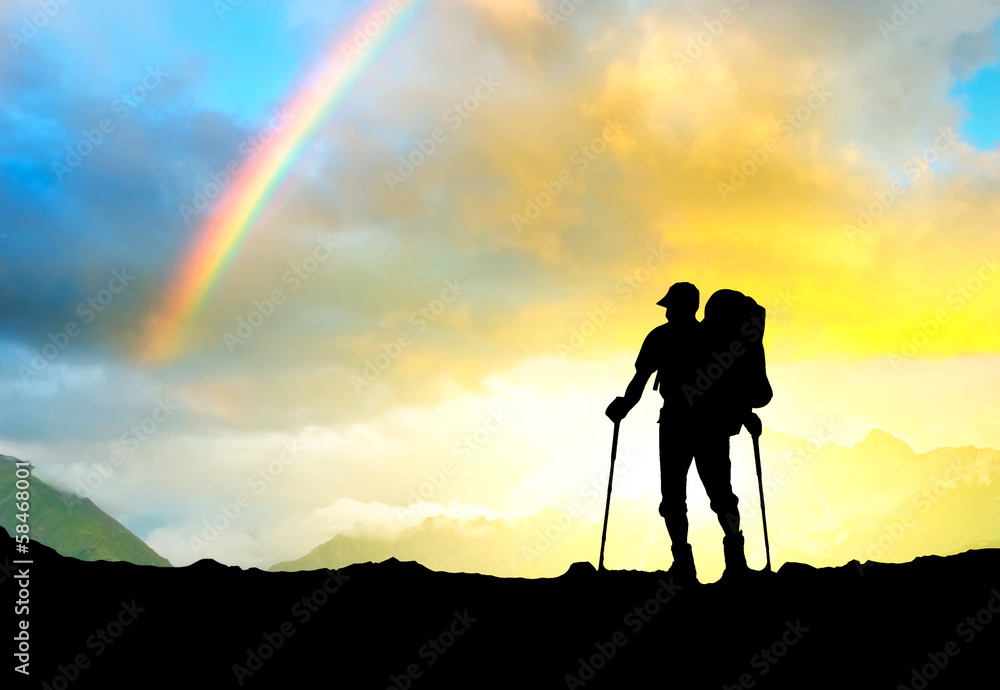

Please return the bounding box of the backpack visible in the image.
[701,289,772,410]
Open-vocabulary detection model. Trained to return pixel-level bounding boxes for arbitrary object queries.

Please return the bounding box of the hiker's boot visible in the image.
[667,543,697,586]
[722,531,750,582]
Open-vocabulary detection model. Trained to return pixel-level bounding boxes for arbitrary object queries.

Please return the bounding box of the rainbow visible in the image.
[139,0,423,363]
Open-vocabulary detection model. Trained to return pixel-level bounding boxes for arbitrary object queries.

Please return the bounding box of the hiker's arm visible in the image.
[622,369,652,410]
[606,369,653,422]
[609,330,658,422]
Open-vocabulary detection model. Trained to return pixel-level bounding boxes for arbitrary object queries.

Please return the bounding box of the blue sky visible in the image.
[952,20,1000,150]
[956,65,1000,149]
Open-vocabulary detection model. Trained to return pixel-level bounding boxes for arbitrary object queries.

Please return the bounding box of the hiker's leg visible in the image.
[697,433,749,576]
[695,433,740,539]
[658,422,695,547]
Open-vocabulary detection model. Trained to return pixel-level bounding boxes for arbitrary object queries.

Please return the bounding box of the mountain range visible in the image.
[269,428,1000,579]
[3,426,997,581]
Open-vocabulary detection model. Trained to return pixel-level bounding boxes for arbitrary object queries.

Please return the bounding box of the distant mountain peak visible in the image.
[856,428,914,455]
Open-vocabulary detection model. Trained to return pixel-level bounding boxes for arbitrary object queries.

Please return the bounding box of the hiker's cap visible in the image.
[656,282,699,309]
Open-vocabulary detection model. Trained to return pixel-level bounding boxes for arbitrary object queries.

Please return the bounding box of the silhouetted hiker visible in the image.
[606,283,765,584]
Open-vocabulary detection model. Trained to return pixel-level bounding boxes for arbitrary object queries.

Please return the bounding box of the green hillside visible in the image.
[0,455,170,567]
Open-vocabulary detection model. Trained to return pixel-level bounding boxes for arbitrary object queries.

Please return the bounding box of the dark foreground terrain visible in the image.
[4,527,998,689]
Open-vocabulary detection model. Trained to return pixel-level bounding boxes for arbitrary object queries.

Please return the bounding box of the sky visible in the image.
[1,0,999,572]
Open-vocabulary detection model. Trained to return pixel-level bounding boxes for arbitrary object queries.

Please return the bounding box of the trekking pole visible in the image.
[598,419,620,573]
[751,432,772,573]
